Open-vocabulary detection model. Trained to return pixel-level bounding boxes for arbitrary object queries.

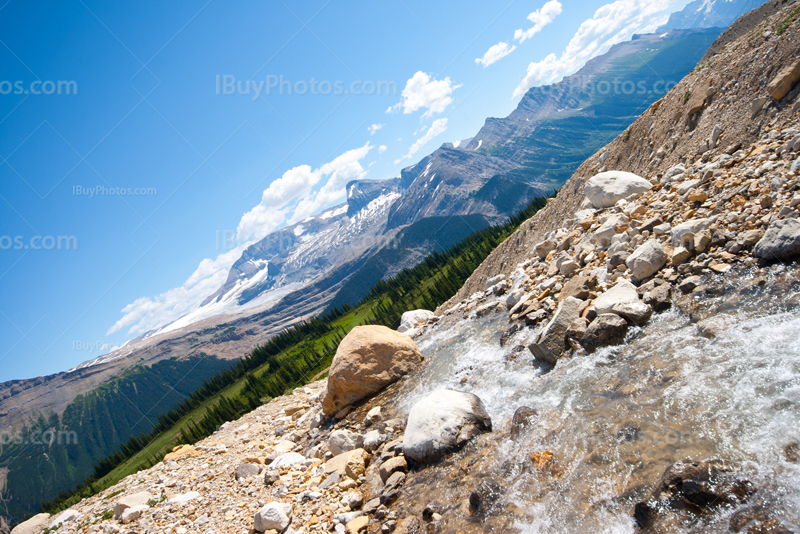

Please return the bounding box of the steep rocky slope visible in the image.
[439,0,800,310]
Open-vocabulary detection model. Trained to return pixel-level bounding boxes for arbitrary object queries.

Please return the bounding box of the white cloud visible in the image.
[475,1,561,68]
[378,145,387,153]
[395,119,448,165]
[106,245,246,336]
[513,0,675,98]
[109,144,373,336]
[387,72,461,119]
[475,42,517,68]
[514,0,563,43]
[368,123,384,135]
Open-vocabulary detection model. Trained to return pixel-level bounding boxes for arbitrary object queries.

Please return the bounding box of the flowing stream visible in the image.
[390,269,800,533]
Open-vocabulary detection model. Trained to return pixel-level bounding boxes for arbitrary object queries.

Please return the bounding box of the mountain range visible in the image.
[0,0,769,524]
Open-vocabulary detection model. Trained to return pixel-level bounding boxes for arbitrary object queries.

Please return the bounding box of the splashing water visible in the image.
[392,285,800,533]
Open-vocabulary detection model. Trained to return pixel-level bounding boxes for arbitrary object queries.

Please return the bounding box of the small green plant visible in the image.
[777,6,800,35]
[104,488,124,500]
[622,129,631,141]
[43,523,62,534]
[100,510,113,521]
[683,90,692,104]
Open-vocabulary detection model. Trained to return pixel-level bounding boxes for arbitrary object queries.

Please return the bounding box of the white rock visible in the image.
[120,505,149,524]
[594,213,629,248]
[403,390,492,463]
[676,178,701,195]
[328,429,364,456]
[271,452,308,469]
[485,274,506,288]
[626,239,668,280]
[594,279,652,323]
[48,510,81,528]
[671,217,715,247]
[114,491,153,519]
[167,491,201,504]
[364,406,382,427]
[363,430,385,452]
[505,289,525,309]
[397,310,435,333]
[254,502,293,532]
[585,171,651,208]
[273,440,296,454]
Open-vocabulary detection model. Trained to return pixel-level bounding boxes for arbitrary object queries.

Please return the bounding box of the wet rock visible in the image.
[626,239,668,280]
[580,314,629,353]
[643,284,671,312]
[329,429,364,456]
[594,279,652,324]
[528,296,583,364]
[363,498,382,514]
[393,517,421,534]
[379,456,408,484]
[422,502,444,522]
[468,477,504,514]
[234,462,260,480]
[321,325,424,416]
[634,458,755,529]
[384,470,406,491]
[114,491,153,520]
[509,406,538,439]
[403,389,492,463]
[784,442,800,463]
[753,218,800,260]
[679,275,702,293]
[584,171,651,208]
[505,288,525,309]
[254,502,293,533]
[397,310,435,333]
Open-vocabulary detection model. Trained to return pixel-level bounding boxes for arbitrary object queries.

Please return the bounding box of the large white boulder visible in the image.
[397,309,435,333]
[254,502,293,532]
[626,239,668,280]
[403,390,492,463]
[585,171,651,209]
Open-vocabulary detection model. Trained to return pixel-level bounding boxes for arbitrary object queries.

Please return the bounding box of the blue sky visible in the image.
[0,0,693,381]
